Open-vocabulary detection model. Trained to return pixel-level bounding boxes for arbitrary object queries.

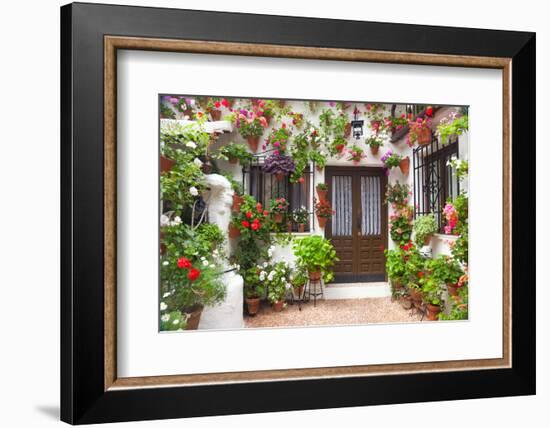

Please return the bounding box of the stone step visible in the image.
[323,281,391,299]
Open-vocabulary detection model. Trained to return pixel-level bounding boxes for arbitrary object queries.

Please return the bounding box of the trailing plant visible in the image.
[264,124,292,152]
[380,150,403,169]
[261,153,296,176]
[308,150,328,170]
[330,136,348,155]
[292,235,339,283]
[446,156,468,180]
[451,229,468,263]
[288,111,304,128]
[437,113,468,145]
[413,214,437,246]
[270,197,290,214]
[217,142,253,165]
[332,113,349,138]
[385,181,411,208]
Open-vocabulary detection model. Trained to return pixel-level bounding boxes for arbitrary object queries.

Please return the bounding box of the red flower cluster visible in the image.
[425,106,434,117]
[176,256,201,282]
[221,98,230,108]
[400,240,414,252]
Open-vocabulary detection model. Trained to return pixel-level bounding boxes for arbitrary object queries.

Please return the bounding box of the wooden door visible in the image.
[325,167,387,283]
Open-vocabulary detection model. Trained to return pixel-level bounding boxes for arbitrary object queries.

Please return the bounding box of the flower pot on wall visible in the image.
[316,188,328,201]
[274,213,284,223]
[232,194,243,212]
[447,283,459,296]
[209,109,222,121]
[272,300,285,312]
[247,136,260,152]
[399,156,410,175]
[370,146,379,156]
[228,223,241,239]
[160,155,176,174]
[298,223,305,233]
[245,297,261,315]
[426,304,441,321]
[184,305,204,330]
[344,122,352,138]
[228,156,238,165]
[417,127,432,145]
[423,234,433,246]
[317,216,328,228]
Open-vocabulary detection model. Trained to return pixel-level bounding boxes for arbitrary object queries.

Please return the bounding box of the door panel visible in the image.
[326,167,387,283]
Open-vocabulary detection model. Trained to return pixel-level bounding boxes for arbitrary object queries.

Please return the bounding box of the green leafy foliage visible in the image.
[292,235,338,283]
[413,214,437,246]
[437,114,468,145]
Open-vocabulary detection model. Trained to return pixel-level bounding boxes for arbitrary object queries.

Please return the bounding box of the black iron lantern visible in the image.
[351,106,364,140]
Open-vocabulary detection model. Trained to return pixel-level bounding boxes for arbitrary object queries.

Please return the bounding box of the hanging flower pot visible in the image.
[228,223,241,239]
[160,155,176,174]
[228,156,239,165]
[344,122,352,138]
[447,283,459,296]
[298,223,305,233]
[370,120,381,132]
[399,156,410,175]
[272,300,285,312]
[335,144,345,154]
[317,215,327,228]
[275,172,285,182]
[308,270,321,281]
[426,304,441,321]
[209,109,222,121]
[245,297,261,316]
[417,127,432,145]
[274,213,284,223]
[247,136,260,152]
[316,187,328,202]
[184,304,204,330]
[316,165,324,173]
[232,194,243,212]
[370,145,379,156]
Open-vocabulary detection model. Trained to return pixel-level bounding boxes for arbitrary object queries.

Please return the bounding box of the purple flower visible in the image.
[240,109,248,115]
[169,97,179,104]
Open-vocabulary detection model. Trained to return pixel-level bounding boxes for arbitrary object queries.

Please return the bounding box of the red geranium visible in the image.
[417,271,424,278]
[245,211,253,219]
[263,210,269,217]
[221,98,229,108]
[214,101,221,109]
[251,222,260,231]
[256,202,263,212]
[241,220,250,228]
[177,257,191,269]
[426,106,433,117]
[187,268,201,281]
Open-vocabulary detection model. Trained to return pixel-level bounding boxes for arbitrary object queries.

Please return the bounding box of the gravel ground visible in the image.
[244,297,423,329]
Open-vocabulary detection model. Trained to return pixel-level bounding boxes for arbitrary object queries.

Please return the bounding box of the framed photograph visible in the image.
[61,2,535,424]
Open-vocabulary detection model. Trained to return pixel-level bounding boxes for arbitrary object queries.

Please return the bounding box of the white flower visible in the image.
[285,282,291,290]
[186,141,197,149]
[162,261,169,266]
[263,262,268,268]
[201,256,206,260]
[172,216,182,225]
[160,302,167,311]
[162,292,171,298]
[213,249,219,256]
[160,214,170,227]
[189,186,199,196]
[268,272,275,281]
[173,319,179,325]
[161,314,170,322]
[193,158,203,167]
[202,260,209,267]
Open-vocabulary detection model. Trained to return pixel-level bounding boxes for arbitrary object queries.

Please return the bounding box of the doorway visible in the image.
[325,167,388,283]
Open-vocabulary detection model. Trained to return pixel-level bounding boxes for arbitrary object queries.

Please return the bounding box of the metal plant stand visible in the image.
[303,278,324,307]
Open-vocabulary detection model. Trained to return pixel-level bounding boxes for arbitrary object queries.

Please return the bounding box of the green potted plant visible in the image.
[381,150,409,175]
[308,150,328,172]
[399,241,426,308]
[407,116,433,146]
[437,113,468,145]
[218,142,253,165]
[419,272,444,320]
[233,107,268,152]
[205,97,223,121]
[316,182,328,201]
[264,125,292,153]
[241,267,265,316]
[314,199,334,228]
[264,262,291,312]
[293,235,338,282]
[428,256,464,296]
[290,267,308,299]
[270,197,289,223]
[389,207,413,244]
[413,214,438,246]
[292,207,309,232]
[365,135,384,155]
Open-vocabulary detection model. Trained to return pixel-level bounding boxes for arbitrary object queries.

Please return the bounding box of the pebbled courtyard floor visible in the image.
[244,297,424,329]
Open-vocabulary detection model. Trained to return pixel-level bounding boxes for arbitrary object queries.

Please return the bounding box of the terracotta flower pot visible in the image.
[228,156,238,164]
[426,304,441,321]
[344,122,352,138]
[274,213,284,223]
[287,221,293,233]
[228,223,241,239]
[209,109,222,121]
[245,297,261,316]
[423,234,433,246]
[298,223,305,233]
[399,156,410,175]
[294,285,304,299]
[247,136,260,152]
[232,194,243,213]
[317,215,327,228]
[316,188,328,201]
[370,145,379,156]
[272,300,285,312]
[275,172,285,182]
[160,155,176,174]
[184,305,204,330]
[447,283,459,296]
[308,270,321,281]
[417,127,432,145]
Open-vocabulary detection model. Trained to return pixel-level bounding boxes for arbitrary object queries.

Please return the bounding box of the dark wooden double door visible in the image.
[325,167,388,283]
